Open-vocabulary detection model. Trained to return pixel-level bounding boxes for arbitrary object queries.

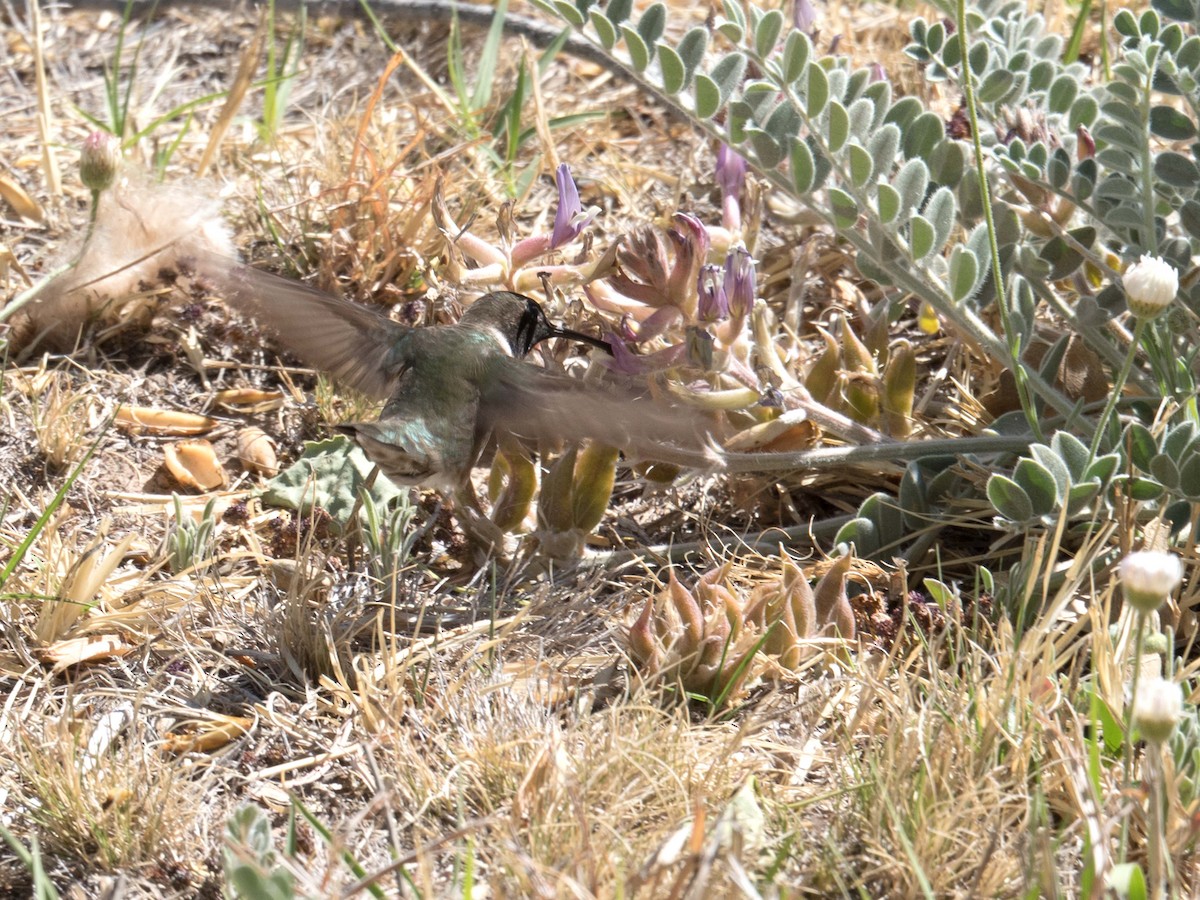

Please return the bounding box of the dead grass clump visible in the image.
[10,705,207,874]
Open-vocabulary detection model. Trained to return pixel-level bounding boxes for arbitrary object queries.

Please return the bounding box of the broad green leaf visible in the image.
[621,25,650,71]
[875,183,901,223]
[694,74,720,118]
[848,143,873,186]
[754,8,784,58]
[909,215,934,260]
[949,246,978,301]
[1048,74,1079,114]
[807,64,829,117]
[711,52,748,108]
[677,27,708,81]
[1150,104,1196,139]
[1013,458,1061,516]
[637,2,666,45]
[829,187,858,228]
[977,69,1016,103]
[827,101,849,152]
[782,30,810,83]
[987,474,1034,522]
[657,43,684,93]
[589,11,616,49]
[790,137,815,192]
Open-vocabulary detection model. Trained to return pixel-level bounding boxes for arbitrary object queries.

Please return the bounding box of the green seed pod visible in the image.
[571,443,619,532]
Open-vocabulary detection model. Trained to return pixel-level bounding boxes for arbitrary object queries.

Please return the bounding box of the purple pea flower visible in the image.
[793,0,816,33]
[697,264,729,323]
[551,163,597,248]
[724,245,756,318]
[716,144,747,232]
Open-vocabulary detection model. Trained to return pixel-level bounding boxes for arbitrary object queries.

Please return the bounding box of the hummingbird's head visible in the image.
[462,292,613,358]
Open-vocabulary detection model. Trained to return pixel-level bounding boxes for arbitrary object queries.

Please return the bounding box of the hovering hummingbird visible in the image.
[198,257,716,502]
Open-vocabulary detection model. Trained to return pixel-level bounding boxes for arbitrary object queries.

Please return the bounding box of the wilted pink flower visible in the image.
[868,63,886,83]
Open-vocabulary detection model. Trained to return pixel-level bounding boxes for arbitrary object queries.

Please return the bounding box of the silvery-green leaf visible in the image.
[553,0,585,25]
[1014,458,1061,515]
[869,122,901,175]
[967,41,989,75]
[864,81,892,128]
[1163,420,1197,458]
[827,101,849,153]
[694,74,720,118]
[807,64,829,117]
[1151,454,1182,489]
[884,96,922,129]
[1104,206,1147,234]
[765,101,802,144]
[711,52,748,108]
[904,112,944,160]
[1095,123,1144,153]
[830,188,858,228]
[1069,95,1099,128]
[1130,477,1165,501]
[637,2,665,45]
[875,183,901,223]
[1096,148,1135,174]
[754,8,784,57]
[987,474,1034,522]
[1027,142,1048,168]
[949,245,979,301]
[848,143,873,186]
[1139,8,1161,35]
[721,0,745,28]
[928,140,965,186]
[1101,99,1141,129]
[657,43,684,93]
[1072,158,1097,200]
[846,68,871,104]
[847,97,874,141]
[1096,174,1136,199]
[1113,8,1139,37]
[941,35,963,68]
[1151,105,1197,139]
[717,20,744,42]
[1051,430,1091,481]
[834,517,879,557]
[621,25,650,71]
[1029,60,1054,91]
[1048,75,1078,114]
[1086,453,1120,487]
[790,137,815,193]
[1048,147,1071,189]
[1155,0,1197,21]
[608,0,632,23]
[909,215,934,260]
[925,20,945,53]
[589,11,616,49]
[1179,200,1200,239]
[1029,444,1073,495]
[1155,151,1199,186]
[1108,78,1139,104]
[1179,455,1200,499]
[978,69,1016,103]
[677,27,708,81]
[1126,421,1157,472]
[782,30,810,83]
[895,158,930,216]
[1065,481,1100,515]
[747,128,784,168]
[926,184,955,252]
[1177,33,1200,67]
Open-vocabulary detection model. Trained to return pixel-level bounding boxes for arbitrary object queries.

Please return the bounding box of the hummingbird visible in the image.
[198,256,715,504]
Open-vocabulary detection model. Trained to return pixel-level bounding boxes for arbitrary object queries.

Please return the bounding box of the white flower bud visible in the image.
[1124,255,1178,320]
[1133,677,1184,745]
[1119,551,1183,613]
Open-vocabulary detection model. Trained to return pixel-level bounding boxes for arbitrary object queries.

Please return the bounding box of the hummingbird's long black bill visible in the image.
[551,326,613,355]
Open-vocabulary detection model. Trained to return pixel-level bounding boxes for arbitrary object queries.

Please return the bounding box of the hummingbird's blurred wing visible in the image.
[480,363,724,469]
[197,254,411,400]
